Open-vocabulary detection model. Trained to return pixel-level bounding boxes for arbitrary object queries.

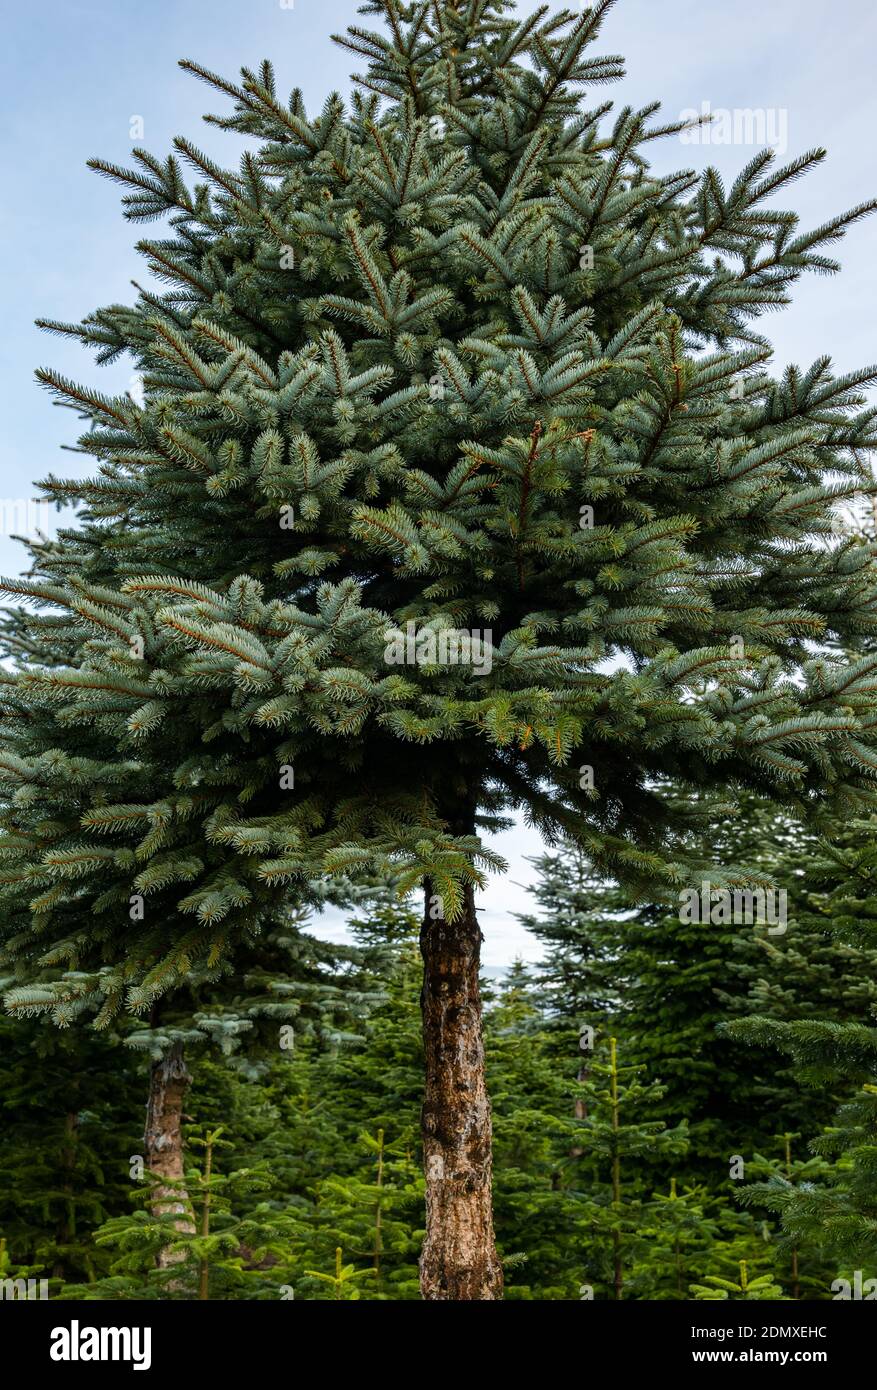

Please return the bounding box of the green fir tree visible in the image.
[3,0,877,1298]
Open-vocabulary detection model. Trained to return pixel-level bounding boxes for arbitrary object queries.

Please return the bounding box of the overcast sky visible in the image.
[2,0,874,965]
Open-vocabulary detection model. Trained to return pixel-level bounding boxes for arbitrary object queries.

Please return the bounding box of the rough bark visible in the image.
[144,1039,194,1268]
[419,879,503,1300]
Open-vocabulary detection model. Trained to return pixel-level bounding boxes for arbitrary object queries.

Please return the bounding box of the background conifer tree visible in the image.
[0,1018,142,1292]
[729,819,877,1293]
[521,805,877,1179]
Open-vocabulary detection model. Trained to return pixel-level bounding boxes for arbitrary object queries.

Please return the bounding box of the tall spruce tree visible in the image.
[3,0,877,1298]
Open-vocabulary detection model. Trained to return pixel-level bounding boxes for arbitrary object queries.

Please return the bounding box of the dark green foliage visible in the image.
[0,1018,144,1291]
[4,0,877,1028]
[521,802,877,1179]
[1,897,871,1302]
[728,819,877,1288]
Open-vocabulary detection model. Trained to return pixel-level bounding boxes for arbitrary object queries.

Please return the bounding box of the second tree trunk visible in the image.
[144,1039,195,1268]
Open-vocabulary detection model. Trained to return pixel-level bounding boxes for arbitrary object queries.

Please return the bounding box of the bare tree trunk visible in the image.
[419,879,503,1300]
[144,1039,194,1269]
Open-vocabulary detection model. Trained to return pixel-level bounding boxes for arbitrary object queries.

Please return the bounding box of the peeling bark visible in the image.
[419,879,503,1300]
[144,1040,194,1268]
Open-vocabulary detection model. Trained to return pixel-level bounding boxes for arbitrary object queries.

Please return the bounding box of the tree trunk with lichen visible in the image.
[144,1039,194,1269]
[419,878,503,1300]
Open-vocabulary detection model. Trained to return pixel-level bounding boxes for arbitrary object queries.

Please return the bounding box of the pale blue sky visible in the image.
[1,0,874,964]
